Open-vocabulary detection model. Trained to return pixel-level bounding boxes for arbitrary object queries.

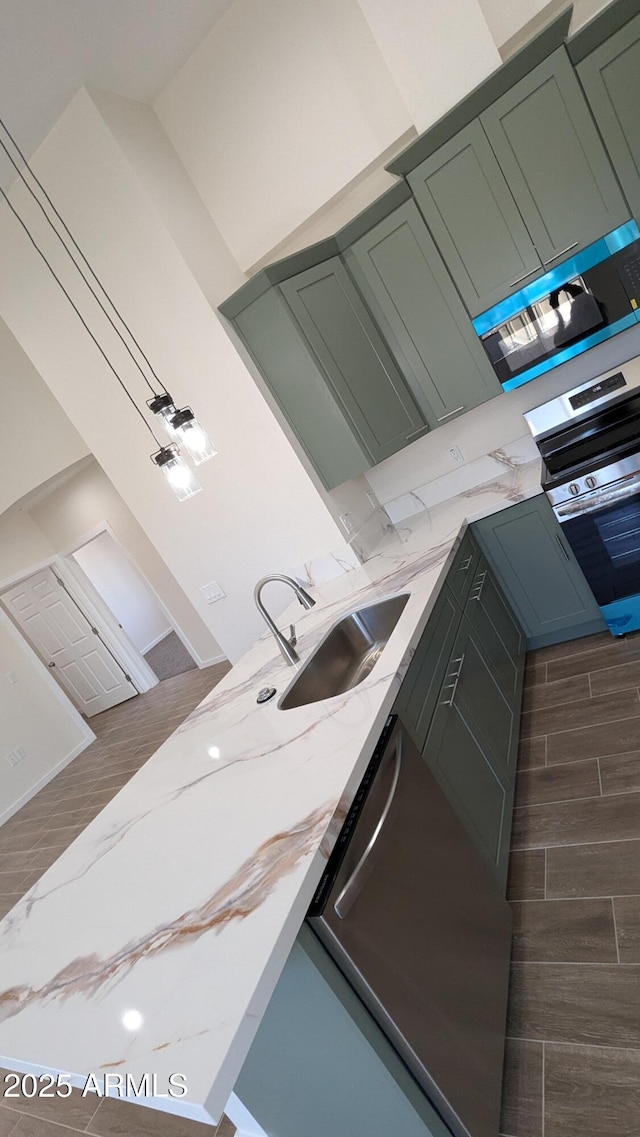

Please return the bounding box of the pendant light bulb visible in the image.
[170,408,217,464]
[147,393,180,441]
[151,445,202,501]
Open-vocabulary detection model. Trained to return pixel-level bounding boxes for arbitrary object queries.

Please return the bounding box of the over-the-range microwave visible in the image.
[473,221,640,392]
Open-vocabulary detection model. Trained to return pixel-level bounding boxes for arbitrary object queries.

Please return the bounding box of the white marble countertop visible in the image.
[0,456,543,1126]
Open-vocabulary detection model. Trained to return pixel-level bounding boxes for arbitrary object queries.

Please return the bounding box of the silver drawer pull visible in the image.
[437,406,464,422]
[470,570,487,601]
[405,427,427,441]
[543,241,578,266]
[509,267,539,287]
[459,555,473,572]
[440,654,465,708]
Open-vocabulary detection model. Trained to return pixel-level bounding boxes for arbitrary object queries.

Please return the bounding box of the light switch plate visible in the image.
[200,580,226,604]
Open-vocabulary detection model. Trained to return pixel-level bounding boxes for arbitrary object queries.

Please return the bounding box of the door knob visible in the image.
[48,661,56,668]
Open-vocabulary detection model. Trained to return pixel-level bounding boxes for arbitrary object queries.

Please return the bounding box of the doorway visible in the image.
[1,566,138,717]
[70,530,198,682]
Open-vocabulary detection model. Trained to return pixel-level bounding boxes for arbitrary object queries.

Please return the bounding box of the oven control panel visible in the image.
[569,371,626,411]
[547,454,640,508]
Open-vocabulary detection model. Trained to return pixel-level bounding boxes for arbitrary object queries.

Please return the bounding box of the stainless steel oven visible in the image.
[525,368,640,634]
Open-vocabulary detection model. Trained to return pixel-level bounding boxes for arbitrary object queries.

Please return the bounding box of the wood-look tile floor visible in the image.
[0,662,235,1137]
[502,629,640,1137]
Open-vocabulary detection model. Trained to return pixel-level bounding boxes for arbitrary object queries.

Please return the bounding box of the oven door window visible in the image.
[561,496,640,606]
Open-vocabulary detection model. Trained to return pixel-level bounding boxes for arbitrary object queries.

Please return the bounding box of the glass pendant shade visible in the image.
[151,445,202,501]
[147,393,180,441]
[171,408,217,464]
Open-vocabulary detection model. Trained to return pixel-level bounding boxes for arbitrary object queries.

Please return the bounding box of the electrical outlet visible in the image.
[447,445,464,465]
[200,580,226,604]
[6,672,17,685]
[15,746,27,761]
[5,751,20,767]
[339,512,355,534]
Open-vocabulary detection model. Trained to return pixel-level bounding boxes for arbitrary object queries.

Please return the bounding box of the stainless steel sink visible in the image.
[278,593,409,710]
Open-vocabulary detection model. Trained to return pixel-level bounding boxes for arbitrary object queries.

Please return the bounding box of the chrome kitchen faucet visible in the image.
[254,574,316,665]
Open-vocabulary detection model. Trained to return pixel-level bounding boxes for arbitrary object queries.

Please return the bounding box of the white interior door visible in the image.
[2,567,137,717]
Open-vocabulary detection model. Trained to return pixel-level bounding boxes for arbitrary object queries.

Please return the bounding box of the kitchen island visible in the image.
[0,454,542,1129]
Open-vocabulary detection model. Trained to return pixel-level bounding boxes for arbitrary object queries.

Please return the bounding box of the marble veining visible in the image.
[0,459,544,1126]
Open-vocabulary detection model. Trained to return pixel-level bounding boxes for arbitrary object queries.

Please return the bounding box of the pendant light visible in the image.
[0,117,216,501]
[151,445,202,500]
[170,407,217,464]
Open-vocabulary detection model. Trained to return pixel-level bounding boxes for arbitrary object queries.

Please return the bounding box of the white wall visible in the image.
[478,0,613,50]
[0,512,55,583]
[355,0,500,133]
[72,531,171,654]
[26,460,224,666]
[0,89,345,663]
[0,608,92,825]
[155,0,412,270]
[0,317,89,516]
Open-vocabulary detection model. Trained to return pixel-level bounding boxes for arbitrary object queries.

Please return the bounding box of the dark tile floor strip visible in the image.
[0,662,235,1137]
[502,627,640,1137]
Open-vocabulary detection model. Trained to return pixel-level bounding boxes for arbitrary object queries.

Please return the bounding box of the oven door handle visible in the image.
[554,475,640,521]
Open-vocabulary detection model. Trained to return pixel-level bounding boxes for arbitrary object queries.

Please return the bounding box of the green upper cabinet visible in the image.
[481,48,628,270]
[233,286,372,489]
[280,257,427,464]
[343,201,500,426]
[407,48,630,316]
[407,121,542,316]
[576,13,640,222]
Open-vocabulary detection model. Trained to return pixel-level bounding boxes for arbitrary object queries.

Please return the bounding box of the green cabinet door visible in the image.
[577,13,640,223]
[481,49,629,268]
[473,495,606,649]
[408,120,542,316]
[280,257,427,464]
[233,288,372,489]
[423,616,515,887]
[344,201,499,427]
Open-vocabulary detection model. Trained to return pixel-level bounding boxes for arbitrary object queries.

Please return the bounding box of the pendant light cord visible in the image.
[0,181,162,446]
[0,118,168,398]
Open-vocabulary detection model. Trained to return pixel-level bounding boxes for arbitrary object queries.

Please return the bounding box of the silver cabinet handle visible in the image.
[555,533,570,562]
[543,242,578,266]
[405,427,427,441]
[440,653,465,708]
[459,555,473,573]
[470,570,487,601]
[509,266,539,287]
[334,732,403,920]
[437,406,464,422]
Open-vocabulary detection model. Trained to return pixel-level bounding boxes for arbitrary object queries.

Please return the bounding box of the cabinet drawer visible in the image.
[394,586,459,752]
[447,529,482,607]
[464,556,525,711]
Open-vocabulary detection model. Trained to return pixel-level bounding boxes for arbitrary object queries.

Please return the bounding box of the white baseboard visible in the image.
[140,628,173,654]
[197,652,228,668]
[0,733,93,828]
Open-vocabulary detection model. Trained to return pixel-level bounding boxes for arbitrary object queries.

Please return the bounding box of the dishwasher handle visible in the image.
[334,730,403,920]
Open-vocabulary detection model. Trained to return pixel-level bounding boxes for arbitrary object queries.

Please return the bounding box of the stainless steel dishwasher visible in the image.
[307,715,512,1137]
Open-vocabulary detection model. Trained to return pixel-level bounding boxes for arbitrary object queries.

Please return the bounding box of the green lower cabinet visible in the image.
[395,536,524,890]
[235,929,450,1137]
[423,614,516,888]
[394,586,460,753]
[463,554,525,713]
[472,494,606,649]
[577,12,640,223]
